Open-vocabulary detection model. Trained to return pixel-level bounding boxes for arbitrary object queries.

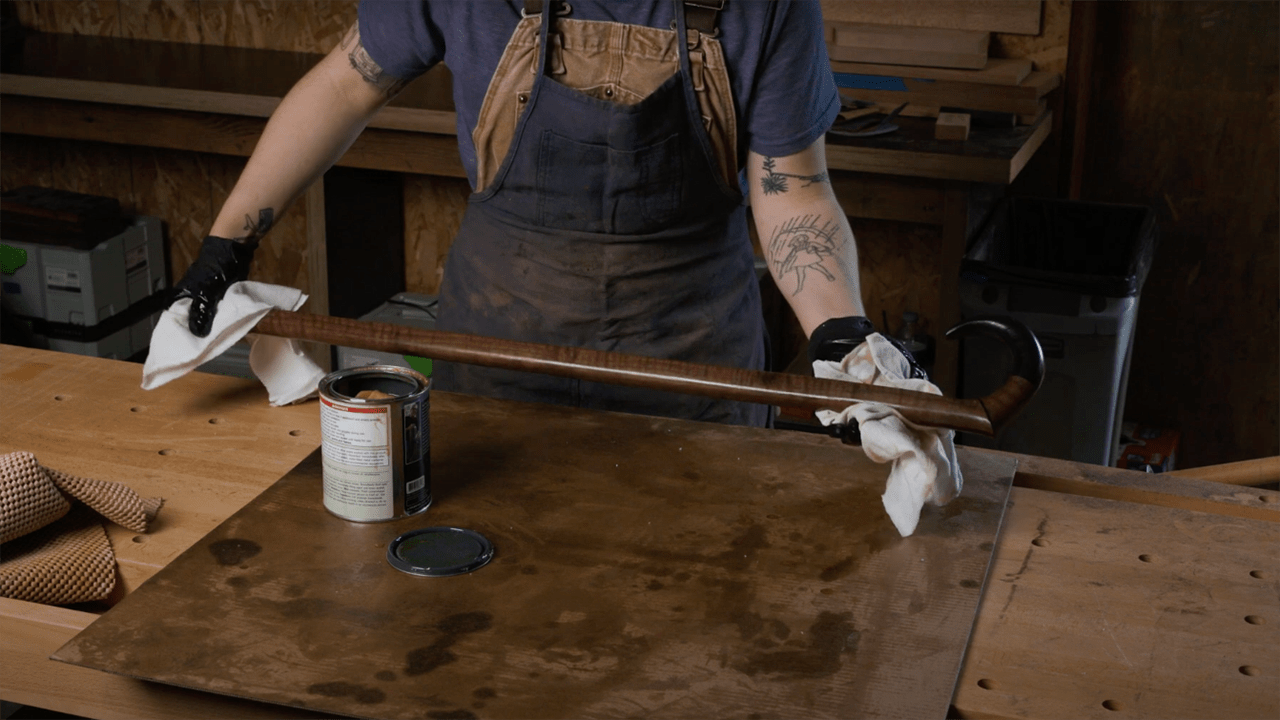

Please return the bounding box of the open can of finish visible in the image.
[318,365,431,522]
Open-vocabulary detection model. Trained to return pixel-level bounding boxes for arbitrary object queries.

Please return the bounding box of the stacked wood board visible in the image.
[822,0,1056,132]
[819,0,1043,35]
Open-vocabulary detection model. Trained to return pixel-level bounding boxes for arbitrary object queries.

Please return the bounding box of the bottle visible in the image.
[897,312,928,355]
[897,311,935,376]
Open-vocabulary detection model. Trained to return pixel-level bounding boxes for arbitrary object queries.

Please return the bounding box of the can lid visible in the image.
[386,527,494,577]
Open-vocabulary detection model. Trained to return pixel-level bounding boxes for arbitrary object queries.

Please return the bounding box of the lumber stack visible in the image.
[820,0,1058,138]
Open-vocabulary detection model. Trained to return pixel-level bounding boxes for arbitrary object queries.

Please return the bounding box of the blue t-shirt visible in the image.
[359,0,840,189]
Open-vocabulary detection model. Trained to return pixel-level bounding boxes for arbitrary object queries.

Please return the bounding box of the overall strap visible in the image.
[524,0,569,76]
[683,0,724,35]
[525,0,722,34]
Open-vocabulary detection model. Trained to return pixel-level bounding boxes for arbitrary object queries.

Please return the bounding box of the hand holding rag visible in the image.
[813,333,963,536]
[142,281,324,406]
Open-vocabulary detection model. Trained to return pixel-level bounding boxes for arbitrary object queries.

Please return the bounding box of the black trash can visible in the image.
[959,197,1158,465]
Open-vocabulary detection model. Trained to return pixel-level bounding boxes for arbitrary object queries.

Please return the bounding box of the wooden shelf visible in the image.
[1,31,457,134]
[826,111,1053,183]
[0,31,1050,184]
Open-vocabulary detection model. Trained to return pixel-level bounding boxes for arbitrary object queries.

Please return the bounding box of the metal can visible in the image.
[318,365,431,522]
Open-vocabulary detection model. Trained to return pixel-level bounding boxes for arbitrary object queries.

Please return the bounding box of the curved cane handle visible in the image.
[945,316,1045,432]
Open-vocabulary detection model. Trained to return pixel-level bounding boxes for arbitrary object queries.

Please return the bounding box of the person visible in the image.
[172,0,923,427]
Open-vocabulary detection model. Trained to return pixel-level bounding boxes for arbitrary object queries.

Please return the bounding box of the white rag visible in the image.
[142,281,325,406]
[813,333,963,537]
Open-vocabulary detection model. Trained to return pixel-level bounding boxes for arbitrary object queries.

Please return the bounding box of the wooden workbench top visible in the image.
[1,346,1277,719]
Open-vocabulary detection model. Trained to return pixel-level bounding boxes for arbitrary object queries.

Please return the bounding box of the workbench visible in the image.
[1,345,1275,719]
[0,32,1054,395]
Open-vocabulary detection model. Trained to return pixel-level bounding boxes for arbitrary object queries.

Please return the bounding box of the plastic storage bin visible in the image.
[959,198,1158,465]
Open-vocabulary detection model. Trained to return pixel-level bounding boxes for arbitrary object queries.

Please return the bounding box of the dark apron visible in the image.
[434,1,769,426]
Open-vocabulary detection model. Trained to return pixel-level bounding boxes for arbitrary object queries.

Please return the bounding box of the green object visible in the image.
[403,355,433,378]
[0,245,27,275]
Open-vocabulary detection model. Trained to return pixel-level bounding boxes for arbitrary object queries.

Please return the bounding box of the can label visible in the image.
[320,395,396,521]
[401,396,430,515]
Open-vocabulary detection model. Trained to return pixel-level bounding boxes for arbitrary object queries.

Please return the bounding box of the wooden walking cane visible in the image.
[254,312,1044,437]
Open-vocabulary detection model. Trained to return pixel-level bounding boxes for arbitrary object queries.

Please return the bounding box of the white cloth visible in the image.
[813,333,962,537]
[142,282,325,406]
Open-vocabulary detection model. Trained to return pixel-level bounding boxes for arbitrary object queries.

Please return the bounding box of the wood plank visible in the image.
[0,597,334,719]
[830,57,1034,86]
[0,346,322,593]
[1166,457,1280,487]
[0,96,467,178]
[0,74,458,136]
[989,0,1072,76]
[52,398,1015,720]
[935,113,972,141]
[828,23,990,70]
[954,486,1280,719]
[820,0,1042,36]
[1009,452,1280,523]
[1007,110,1053,175]
[824,112,1052,183]
[832,72,1061,116]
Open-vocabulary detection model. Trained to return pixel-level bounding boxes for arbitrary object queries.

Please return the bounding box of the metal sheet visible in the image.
[54,393,1015,719]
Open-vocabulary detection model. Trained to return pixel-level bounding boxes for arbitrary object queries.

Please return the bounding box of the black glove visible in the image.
[807,315,929,445]
[171,235,257,337]
[807,315,928,380]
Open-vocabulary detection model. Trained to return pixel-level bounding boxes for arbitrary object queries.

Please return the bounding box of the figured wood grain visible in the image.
[254,309,1031,435]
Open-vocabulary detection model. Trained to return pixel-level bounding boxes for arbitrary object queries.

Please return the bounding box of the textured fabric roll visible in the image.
[0,452,163,605]
[1,451,71,543]
[0,506,117,605]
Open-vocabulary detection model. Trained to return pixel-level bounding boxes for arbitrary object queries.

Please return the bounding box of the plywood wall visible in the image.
[3,0,355,295]
[1081,1,1279,467]
[9,0,355,51]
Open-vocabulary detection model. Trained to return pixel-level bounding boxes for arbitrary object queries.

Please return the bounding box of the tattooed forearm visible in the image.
[759,157,829,195]
[234,208,274,245]
[342,24,408,97]
[767,214,843,295]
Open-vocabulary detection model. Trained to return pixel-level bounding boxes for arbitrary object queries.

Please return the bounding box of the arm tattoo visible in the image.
[342,24,408,97]
[235,208,274,245]
[759,156,829,195]
[766,214,843,295]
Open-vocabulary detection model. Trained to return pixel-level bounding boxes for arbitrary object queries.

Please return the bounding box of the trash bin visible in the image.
[958,197,1158,465]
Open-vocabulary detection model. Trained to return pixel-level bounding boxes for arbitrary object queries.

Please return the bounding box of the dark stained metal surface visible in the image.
[54,392,1015,720]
